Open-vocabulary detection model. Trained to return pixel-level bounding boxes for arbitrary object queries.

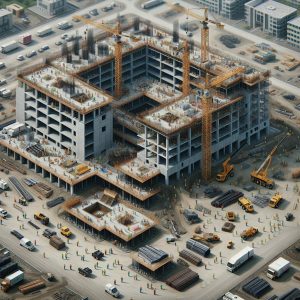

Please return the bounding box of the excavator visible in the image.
[216,144,245,182]
[250,133,289,189]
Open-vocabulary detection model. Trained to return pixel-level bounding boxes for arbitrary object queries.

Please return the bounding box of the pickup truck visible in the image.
[78,267,92,277]
[92,250,104,260]
[34,212,49,225]
[42,228,56,239]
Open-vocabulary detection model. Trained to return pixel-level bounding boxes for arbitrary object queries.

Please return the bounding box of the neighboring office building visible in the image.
[0,9,13,34]
[245,0,297,38]
[287,16,300,48]
[194,0,248,19]
[6,4,24,17]
[37,0,67,16]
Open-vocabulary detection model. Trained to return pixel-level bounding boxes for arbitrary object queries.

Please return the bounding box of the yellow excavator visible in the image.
[250,133,289,189]
[216,144,245,182]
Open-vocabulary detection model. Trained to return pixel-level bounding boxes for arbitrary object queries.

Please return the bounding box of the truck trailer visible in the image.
[36,27,53,37]
[267,257,290,280]
[0,41,19,54]
[1,270,24,292]
[141,0,164,9]
[227,247,254,272]
[0,262,18,278]
[18,34,32,45]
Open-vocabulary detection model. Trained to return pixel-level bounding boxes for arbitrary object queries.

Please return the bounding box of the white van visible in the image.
[0,208,8,218]
[0,62,5,69]
[105,283,120,298]
[20,238,35,251]
[0,79,6,86]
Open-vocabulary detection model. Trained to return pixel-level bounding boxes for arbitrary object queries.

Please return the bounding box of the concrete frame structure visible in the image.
[287,16,300,48]
[16,65,113,161]
[0,9,13,34]
[245,0,297,38]
[13,22,270,193]
[36,0,66,17]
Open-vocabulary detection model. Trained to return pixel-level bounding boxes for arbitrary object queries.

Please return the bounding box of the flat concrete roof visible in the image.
[0,9,12,17]
[288,16,300,27]
[249,0,297,19]
[21,65,112,113]
[65,195,155,242]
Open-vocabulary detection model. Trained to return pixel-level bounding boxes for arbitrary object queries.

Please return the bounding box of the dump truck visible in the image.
[227,247,254,272]
[267,257,290,280]
[0,262,18,278]
[49,236,65,250]
[1,270,24,292]
[238,197,254,213]
[240,227,258,240]
[74,164,91,175]
[34,212,49,225]
[60,226,72,237]
[269,192,283,208]
[226,211,236,221]
[18,279,45,294]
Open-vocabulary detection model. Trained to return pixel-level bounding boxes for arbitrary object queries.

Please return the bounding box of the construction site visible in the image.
[0,4,300,300]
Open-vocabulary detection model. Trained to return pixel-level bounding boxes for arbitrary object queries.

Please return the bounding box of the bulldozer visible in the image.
[250,133,289,189]
[193,233,220,242]
[240,227,258,240]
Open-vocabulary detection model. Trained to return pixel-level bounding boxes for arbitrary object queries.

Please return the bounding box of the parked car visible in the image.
[61,33,68,39]
[17,55,25,61]
[89,9,98,16]
[42,45,49,51]
[0,208,8,218]
[55,41,63,46]
[20,238,35,251]
[105,283,120,298]
[78,267,92,277]
[38,48,44,53]
[92,250,104,260]
[43,228,57,239]
[26,50,37,58]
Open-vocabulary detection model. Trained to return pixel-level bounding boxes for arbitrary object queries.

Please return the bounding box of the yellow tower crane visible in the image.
[167,3,224,63]
[73,16,123,99]
[192,66,245,181]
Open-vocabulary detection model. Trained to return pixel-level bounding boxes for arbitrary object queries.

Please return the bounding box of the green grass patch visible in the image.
[0,0,36,9]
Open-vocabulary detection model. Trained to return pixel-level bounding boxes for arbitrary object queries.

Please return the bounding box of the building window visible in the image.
[102,114,106,120]
[102,126,106,132]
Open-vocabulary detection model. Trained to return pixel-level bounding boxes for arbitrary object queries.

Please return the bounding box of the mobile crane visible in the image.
[250,133,289,189]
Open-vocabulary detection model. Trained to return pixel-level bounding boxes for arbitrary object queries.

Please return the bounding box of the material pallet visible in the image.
[166,268,199,291]
[179,250,202,266]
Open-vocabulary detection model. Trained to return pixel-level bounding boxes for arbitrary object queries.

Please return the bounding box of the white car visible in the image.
[105,283,120,298]
[0,208,8,218]
[20,238,35,251]
[17,55,25,61]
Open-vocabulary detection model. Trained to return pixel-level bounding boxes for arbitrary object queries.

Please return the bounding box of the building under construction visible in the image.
[2,16,270,198]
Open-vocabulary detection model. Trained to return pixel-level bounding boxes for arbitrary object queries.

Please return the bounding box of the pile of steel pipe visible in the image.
[242,277,271,298]
[186,239,210,257]
[18,279,45,294]
[138,245,168,264]
[179,250,202,266]
[9,176,34,201]
[166,268,199,291]
[211,190,243,208]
